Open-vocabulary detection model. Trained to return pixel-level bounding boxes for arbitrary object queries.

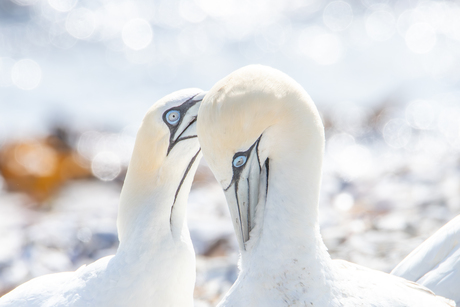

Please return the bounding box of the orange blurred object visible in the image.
[0,131,92,205]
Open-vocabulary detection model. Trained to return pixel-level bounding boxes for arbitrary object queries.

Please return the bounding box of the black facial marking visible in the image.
[163,94,201,155]
[255,136,262,173]
[265,158,270,196]
[247,177,251,232]
[234,177,245,247]
[170,148,201,226]
[174,117,197,141]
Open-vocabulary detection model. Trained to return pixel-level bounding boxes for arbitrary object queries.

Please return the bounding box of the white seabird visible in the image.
[197,65,455,307]
[391,215,460,305]
[0,89,206,307]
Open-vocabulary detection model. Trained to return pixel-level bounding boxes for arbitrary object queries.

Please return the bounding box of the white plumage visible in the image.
[0,89,205,307]
[391,215,460,305]
[197,65,455,307]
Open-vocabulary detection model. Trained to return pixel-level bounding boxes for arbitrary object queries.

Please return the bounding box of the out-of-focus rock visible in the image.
[0,129,91,205]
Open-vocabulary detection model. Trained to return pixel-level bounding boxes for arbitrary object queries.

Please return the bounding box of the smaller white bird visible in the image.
[0,89,206,307]
[197,65,455,307]
[391,215,460,305]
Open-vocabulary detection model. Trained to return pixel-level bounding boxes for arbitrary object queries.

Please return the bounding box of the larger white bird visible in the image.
[197,65,455,307]
[391,215,460,305]
[0,89,205,307]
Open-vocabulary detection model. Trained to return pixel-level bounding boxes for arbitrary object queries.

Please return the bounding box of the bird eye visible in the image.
[166,110,180,125]
[233,156,247,168]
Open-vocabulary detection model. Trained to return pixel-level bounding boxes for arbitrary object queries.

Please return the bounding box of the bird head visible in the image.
[197,65,324,251]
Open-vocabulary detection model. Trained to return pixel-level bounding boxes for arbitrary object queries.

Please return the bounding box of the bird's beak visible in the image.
[168,92,207,155]
[223,137,269,251]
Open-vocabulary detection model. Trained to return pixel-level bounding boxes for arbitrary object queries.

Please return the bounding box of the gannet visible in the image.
[197,65,455,307]
[391,215,460,305]
[0,89,206,307]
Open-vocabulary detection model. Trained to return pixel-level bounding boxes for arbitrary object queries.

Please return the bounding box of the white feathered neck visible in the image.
[198,64,334,278]
[117,104,196,249]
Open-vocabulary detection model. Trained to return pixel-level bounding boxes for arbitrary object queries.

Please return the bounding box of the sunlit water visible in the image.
[1,0,459,139]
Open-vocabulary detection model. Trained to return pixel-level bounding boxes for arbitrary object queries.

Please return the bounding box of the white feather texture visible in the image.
[0,88,205,307]
[197,65,456,307]
[391,215,460,305]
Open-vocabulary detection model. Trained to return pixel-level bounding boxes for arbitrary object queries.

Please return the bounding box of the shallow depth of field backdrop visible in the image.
[1,0,460,305]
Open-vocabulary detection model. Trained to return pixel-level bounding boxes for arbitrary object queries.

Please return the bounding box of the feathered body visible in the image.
[197,65,455,307]
[0,89,205,307]
[392,215,460,305]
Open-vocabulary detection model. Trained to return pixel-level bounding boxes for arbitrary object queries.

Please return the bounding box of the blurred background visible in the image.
[0,0,460,305]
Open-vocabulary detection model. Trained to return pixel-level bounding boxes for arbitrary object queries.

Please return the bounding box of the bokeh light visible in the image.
[198,0,237,18]
[299,26,343,65]
[327,132,373,180]
[405,22,436,54]
[405,100,436,130]
[179,0,207,23]
[121,18,153,50]
[91,151,121,182]
[48,0,76,12]
[11,59,42,90]
[383,119,412,149]
[365,10,395,41]
[334,192,354,212]
[50,25,78,49]
[323,1,353,32]
[65,8,96,40]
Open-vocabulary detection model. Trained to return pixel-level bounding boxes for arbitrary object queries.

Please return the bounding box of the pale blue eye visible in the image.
[166,110,180,125]
[233,156,247,168]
